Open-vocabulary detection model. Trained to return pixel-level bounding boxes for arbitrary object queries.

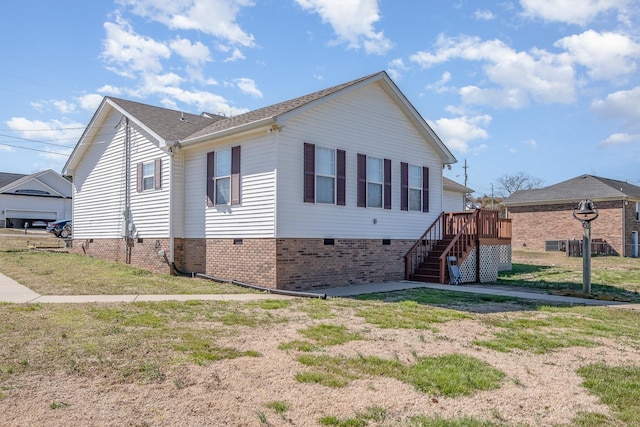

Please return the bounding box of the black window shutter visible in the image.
[400,162,408,211]
[422,167,430,212]
[384,158,391,210]
[336,149,346,206]
[231,146,241,205]
[154,158,162,190]
[357,153,366,207]
[136,162,143,193]
[303,143,315,203]
[206,151,215,207]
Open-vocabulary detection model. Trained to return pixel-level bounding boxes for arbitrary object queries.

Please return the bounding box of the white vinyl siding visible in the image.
[183,135,275,238]
[276,81,444,239]
[71,110,170,239]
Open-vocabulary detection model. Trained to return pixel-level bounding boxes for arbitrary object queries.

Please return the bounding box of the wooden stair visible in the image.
[410,237,454,283]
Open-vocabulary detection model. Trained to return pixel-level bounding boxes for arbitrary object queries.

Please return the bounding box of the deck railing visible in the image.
[405,209,512,283]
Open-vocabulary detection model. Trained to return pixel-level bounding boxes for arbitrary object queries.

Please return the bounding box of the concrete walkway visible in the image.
[1,271,638,309]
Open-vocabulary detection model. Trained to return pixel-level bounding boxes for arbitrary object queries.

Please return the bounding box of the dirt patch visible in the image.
[1,299,636,427]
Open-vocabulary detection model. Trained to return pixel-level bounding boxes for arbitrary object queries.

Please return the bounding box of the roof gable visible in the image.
[444,177,473,194]
[0,172,26,189]
[503,174,640,205]
[0,169,70,198]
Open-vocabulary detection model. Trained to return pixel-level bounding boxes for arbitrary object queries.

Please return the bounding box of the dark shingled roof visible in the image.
[0,172,26,189]
[107,97,226,142]
[185,72,381,141]
[503,174,640,205]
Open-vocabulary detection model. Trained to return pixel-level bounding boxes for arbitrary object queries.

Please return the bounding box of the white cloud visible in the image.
[223,48,246,62]
[387,58,407,80]
[523,139,537,149]
[29,100,77,114]
[77,94,106,111]
[294,0,393,55]
[429,115,492,153]
[102,16,171,77]
[170,37,211,66]
[425,71,453,94]
[410,34,575,108]
[599,132,640,146]
[520,0,632,26]
[234,78,262,98]
[473,10,495,20]
[0,145,13,153]
[591,86,640,126]
[555,30,640,82]
[96,85,123,95]
[117,0,256,47]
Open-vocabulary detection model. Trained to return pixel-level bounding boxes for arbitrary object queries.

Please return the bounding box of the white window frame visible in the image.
[408,164,422,211]
[367,156,383,208]
[142,161,155,191]
[214,148,231,205]
[315,146,336,204]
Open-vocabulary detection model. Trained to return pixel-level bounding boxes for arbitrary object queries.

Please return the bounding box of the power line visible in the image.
[0,142,70,156]
[0,133,76,148]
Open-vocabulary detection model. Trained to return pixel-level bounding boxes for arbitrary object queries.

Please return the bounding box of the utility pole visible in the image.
[463,159,468,188]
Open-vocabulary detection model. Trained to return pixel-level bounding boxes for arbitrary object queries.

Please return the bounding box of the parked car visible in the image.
[27,220,48,228]
[46,220,72,238]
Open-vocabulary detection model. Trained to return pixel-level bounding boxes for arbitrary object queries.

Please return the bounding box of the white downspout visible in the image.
[168,149,174,264]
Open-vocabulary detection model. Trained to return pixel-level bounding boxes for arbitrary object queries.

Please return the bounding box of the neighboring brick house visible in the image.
[502,174,640,257]
[63,71,467,290]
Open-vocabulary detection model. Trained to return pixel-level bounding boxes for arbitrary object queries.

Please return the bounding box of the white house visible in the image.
[0,170,72,229]
[63,71,476,290]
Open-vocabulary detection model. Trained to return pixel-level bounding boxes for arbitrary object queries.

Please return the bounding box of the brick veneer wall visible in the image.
[178,238,277,287]
[70,237,172,274]
[507,201,623,255]
[623,202,640,257]
[275,238,414,290]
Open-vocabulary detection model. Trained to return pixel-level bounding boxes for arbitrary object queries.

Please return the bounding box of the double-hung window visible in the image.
[315,147,336,204]
[303,142,345,205]
[367,157,383,208]
[357,154,391,209]
[214,149,231,205]
[207,146,241,206]
[136,159,162,192]
[401,162,429,212]
[408,165,423,211]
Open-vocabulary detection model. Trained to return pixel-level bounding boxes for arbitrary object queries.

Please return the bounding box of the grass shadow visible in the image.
[353,288,572,314]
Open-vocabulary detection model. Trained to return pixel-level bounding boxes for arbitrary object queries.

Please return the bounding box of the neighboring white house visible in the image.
[0,170,72,228]
[63,71,460,290]
[443,177,472,212]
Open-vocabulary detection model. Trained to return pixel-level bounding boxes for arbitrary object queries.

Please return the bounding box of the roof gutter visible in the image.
[502,195,624,207]
[179,117,276,147]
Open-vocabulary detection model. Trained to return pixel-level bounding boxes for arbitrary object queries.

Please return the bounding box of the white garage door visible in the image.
[5,210,57,220]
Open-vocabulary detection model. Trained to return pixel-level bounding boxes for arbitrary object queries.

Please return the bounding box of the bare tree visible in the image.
[496,172,544,196]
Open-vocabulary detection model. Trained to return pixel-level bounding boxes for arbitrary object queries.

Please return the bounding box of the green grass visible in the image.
[0,240,255,295]
[497,250,640,301]
[475,305,640,354]
[296,353,504,397]
[355,300,471,330]
[280,324,363,351]
[577,363,640,426]
[407,416,508,427]
[319,406,388,426]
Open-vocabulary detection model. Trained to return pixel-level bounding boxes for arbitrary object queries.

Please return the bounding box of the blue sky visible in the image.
[1,0,639,197]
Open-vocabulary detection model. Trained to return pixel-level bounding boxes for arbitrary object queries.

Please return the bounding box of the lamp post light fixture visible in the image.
[572,199,599,294]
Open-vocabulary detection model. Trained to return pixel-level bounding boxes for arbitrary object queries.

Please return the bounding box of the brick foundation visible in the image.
[275,238,414,290]
[70,237,172,274]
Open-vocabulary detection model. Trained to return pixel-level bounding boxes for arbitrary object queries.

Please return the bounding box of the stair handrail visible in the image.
[437,209,480,283]
[404,211,446,279]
